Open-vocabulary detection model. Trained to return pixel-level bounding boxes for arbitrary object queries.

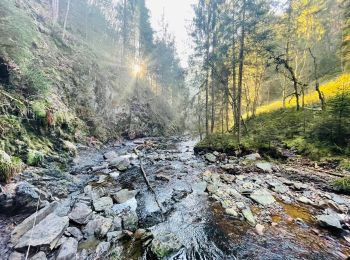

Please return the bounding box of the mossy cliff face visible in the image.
[0,0,179,179]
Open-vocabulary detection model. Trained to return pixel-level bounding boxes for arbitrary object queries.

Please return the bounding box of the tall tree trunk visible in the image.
[210,1,217,133]
[231,4,238,135]
[205,3,212,136]
[237,0,246,144]
[62,0,71,39]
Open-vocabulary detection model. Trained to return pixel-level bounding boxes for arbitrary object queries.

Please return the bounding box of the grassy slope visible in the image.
[255,74,350,115]
[197,73,350,166]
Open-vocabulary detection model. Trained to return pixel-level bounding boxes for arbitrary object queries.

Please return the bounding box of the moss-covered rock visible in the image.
[150,232,182,258]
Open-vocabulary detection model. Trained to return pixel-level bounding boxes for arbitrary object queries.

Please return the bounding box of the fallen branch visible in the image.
[133,146,165,218]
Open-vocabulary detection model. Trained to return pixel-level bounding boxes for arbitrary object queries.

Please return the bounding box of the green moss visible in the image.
[31,100,48,118]
[0,155,22,183]
[27,149,44,166]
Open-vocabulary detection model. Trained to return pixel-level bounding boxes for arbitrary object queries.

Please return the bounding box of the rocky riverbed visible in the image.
[1,137,350,259]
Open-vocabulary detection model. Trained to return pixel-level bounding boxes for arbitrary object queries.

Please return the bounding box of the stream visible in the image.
[2,136,350,259]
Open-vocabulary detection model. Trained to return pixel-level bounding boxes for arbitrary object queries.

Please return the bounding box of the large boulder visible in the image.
[14,182,40,212]
[11,202,59,244]
[15,213,69,251]
[68,203,92,224]
[56,237,78,260]
[250,189,275,206]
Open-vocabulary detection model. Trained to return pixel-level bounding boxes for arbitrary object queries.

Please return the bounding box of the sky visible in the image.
[146,0,197,67]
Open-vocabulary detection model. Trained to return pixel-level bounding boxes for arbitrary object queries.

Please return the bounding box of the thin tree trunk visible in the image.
[210,0,217,133]
[205,4,212,136]
[309,48,326,110]
[198,92,203,140]
[231,3,238,135]
[237,0,246,144]
[62,0,71,39]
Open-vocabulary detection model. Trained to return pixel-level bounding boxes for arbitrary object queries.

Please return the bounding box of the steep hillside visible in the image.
[0,0,186,179]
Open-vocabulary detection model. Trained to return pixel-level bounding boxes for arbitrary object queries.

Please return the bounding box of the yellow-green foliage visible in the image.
[255,74,350,115]
[27,149,44,166]
[31,100,48,118]
[0,155,22,183]
[333,177,350,194]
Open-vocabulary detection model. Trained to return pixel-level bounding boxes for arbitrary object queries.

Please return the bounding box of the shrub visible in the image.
[333,177,350,194]
[0,153,22,182]
[27,149,44,166]
[31,100,48,118]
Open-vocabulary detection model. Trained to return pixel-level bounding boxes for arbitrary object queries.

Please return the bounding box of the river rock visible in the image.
[151,232,182,258]
[242,208,256,226]
[14,182,40,212]
[113,189,138,204]
[55,198,73,217]
[255,224,265,235]
[30,251,47,260]
[297,196,314,205]
[107,231,124,242]
[66,227,83,241]
[96,242,111,257]
[122,211,138,231]
[273,185,288,194]
[250,189,275,206]
[68,203,92,224]
[256,162,273,172]
[56,237,78,260]
[293,182,308,190]
[93,196,113,212]
[15,213,69,251]
[225,208,238,217]
[83,215,113,238]
[109,157,130,171]
[11,202,59,244]
[112,198,137,214]
[317,214,342,230]
[245,153,261,161]
[205,153,217,163]
[104,151,119,161]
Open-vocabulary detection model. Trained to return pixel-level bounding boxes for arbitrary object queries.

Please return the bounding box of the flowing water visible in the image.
[86,137,349,260]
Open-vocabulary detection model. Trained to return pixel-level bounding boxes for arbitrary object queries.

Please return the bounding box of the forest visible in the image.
[0,0,350,259]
